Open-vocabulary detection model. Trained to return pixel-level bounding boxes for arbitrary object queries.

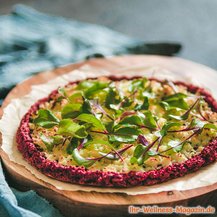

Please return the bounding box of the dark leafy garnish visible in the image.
[135,96,149,110]
[168,97,201,120]
[156,122,181,151]
[128,77,147,92]
[57,119,88,138]
[143,111,158,129]
[119,115,144,126]
[109,126,141,143]
[131,137,159,165]
[61,103,82,119]
[162,93,188,109]
[66,137,80,154]
[40,134,64,152]
[34,109,59,128]
[76,114,106,131]
[72,148,95,168]
[81,98,92,114]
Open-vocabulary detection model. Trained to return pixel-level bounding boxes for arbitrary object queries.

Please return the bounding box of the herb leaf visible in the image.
[68,91,83,103]
[162,93,188,110]
[128,78,147,92]
[78,81,108,98]
[41,134,64,151]
[143,111,157,129]
[109,127,140,143]
[135,96,149,110]
[61,103,82,119]
[105,87,121,108]
[77,114,106,131]
[40,134,54,151]
[57,119,88,138]
[119,115,144,126]
[159,122,181,137]
[168,98,200,120]
[167,140,184,152]
[72,148,95,167]
[81,98,92,114]
[203,123,217,131]
[34,109,59,128]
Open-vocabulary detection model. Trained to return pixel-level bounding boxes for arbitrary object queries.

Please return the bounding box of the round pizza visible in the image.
[16,76,217,187]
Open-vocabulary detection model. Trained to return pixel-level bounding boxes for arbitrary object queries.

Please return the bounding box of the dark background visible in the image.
[0,0,217,69]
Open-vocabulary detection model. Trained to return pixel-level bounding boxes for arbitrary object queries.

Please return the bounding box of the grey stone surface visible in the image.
[0,0,217,69]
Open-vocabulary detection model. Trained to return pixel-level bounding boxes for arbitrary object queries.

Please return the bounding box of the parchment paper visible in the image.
[1,64,217,195]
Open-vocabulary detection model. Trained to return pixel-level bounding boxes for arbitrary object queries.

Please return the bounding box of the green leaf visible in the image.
[68,91,83,103]
[105,87,121,108]
[40,134,64,152]
[78,81,108,98]
[105,121,114,133]
[167,140,183,152]
[130,156,138,164]
[77,80,96,89]
[52,135,64,145]
[34,109,59,128]
[58,87,67,97]
[66,137,79,154]
[132,144,150,165]
[81,98,92,114]
[163,93,188,110]
[135,96,149,110]
[75,127,89,138]
[147,149,158,156]
[72,148,95,168]
[121,97,133,107]
[128,77,147,92]
[168,98,201,120]
[119,115,144,126]
[166,98,188,110]
[40,134,54,152]
[109,127,140,143]
[134,144,146,158]
[57,119,88,138]
[143,111,157,129]
[160,101,170,110]
[159,122,181,137]
[203,123,217,131]
[77,114,106,131]
[163,93,187,101]
[61,103,82,119]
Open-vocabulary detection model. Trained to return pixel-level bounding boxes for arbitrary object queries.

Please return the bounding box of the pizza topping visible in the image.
[30,77,217,172]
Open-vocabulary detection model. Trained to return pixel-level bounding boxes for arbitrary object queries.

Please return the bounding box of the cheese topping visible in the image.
[29,77,217,172]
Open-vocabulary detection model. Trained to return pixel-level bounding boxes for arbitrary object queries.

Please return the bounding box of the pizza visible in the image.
[16,76,217,187]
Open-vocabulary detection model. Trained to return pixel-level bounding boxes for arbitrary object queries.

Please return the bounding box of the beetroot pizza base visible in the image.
[16,76,217,187]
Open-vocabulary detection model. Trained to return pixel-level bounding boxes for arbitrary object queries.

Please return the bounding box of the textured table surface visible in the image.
[0,0,217,70]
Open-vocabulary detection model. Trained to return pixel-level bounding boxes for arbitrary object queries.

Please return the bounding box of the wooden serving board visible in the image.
[1,55,217,217]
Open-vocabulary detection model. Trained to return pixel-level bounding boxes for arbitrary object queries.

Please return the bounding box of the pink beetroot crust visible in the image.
[16,76,217,187]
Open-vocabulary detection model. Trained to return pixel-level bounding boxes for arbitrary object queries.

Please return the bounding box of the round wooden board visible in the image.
[1,55,217,217]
